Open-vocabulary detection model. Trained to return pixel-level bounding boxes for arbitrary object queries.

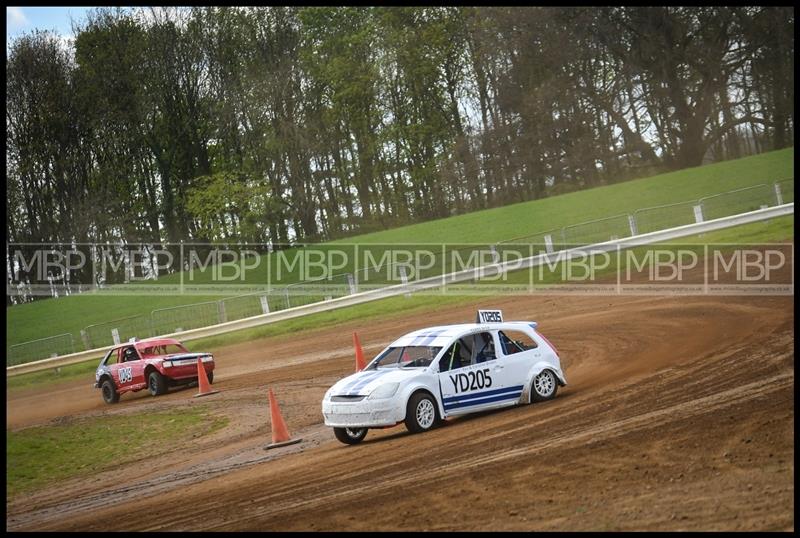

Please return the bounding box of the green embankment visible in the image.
[331,149,793,244]
[6,148,794,351]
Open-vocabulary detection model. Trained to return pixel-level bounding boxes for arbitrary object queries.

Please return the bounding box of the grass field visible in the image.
[6,406,228,497]
[7,214,793,393]
[331,148,793,245]
[6,148,794,352]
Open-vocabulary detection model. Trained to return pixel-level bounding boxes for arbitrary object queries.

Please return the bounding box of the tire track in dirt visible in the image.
[187,372,791,532]
[34,361,787,532]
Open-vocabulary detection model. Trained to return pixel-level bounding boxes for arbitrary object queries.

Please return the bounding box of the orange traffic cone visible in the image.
[193,358,219,398]
[353,332,367,372]
[265,387,302,449]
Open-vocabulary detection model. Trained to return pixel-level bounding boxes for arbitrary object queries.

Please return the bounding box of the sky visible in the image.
[6,6,96,44]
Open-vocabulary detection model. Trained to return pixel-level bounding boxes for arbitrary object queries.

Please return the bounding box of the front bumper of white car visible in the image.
[322,396,405,428]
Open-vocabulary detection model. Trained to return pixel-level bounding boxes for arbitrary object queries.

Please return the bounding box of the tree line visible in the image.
[6,6,794,250]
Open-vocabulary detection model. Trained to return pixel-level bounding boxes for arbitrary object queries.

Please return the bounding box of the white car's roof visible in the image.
[389,321,536,348]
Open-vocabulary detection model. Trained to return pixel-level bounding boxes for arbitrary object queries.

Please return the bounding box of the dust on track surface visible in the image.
[6,294,794,531]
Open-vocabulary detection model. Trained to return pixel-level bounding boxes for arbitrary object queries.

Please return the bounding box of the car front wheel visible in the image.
[530,369,558,402]
[101,379,119,404]
[333,427,368,445]
[405,392,438,434]
[148,371,168,396]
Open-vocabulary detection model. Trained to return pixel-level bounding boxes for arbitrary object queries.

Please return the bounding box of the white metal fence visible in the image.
[8,333,75,366]
[7,179,794,365]
[633,200,698,235]
[699,184,776,221]
[561,214,632,245]
[82,315,155,350]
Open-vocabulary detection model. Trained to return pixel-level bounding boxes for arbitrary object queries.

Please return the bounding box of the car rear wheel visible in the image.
[101,379,119,404]
[530,369,558,402]
[405,392,438,434]
[206,371,214,384]
[148,371,168,396]
[333,427,368,445]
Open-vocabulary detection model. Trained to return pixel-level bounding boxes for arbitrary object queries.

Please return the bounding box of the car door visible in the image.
[497,329,540,396]
[437,332,518,416]
[126,346,148,388]
[474,330,526,406]
[107,348,129,390]
[113,346,146,391]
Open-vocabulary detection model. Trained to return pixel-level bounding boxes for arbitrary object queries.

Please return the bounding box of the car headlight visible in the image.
[368,383,400,400]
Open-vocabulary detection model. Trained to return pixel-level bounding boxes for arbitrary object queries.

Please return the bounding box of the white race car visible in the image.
[322,310,567,445]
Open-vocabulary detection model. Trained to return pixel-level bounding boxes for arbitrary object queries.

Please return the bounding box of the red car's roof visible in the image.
[134,338,183,350]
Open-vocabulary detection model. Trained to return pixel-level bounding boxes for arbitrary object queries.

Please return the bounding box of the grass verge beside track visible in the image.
[6,406,228,498]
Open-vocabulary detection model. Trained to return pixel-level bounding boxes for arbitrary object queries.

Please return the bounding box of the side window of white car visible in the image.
[473,332,497,364]
[498,330,537,355]
[439,338,473,372]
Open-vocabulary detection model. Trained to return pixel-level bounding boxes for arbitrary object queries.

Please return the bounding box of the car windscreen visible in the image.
[101,349,115,366]
[139,343,188,357]
[369,346,442,369]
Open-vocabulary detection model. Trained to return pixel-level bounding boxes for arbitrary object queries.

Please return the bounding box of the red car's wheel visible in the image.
[101,378,119,404]
[148,371,168,396]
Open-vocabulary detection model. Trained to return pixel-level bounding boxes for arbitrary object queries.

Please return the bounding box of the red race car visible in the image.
[93,338,215,404]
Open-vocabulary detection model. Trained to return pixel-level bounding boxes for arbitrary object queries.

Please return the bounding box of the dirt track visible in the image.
[6,293,794,531]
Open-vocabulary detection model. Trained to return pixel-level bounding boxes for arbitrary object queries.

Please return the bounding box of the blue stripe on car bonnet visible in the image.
[346,370,393,395]
[338,371,383,394]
